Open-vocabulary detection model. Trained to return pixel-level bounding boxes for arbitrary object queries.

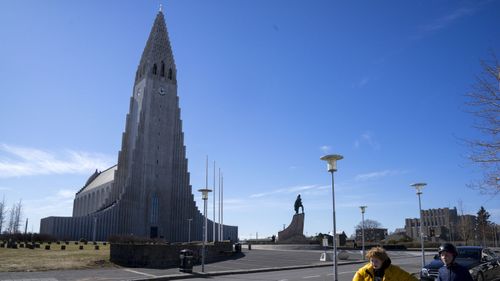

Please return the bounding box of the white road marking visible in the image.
[327,270,357,275]
[303,275,321,279]
[123,268,157,277]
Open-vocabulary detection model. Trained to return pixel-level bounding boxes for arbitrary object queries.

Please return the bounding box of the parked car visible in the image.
[420,246,500,281]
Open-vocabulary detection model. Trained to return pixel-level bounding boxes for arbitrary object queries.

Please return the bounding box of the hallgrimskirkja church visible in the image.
[40,9,238,242]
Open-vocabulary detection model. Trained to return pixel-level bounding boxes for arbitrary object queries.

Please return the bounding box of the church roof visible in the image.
[78,165,117,194]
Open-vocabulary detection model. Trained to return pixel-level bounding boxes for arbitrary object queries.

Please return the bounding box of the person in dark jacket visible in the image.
[437,243,473,281]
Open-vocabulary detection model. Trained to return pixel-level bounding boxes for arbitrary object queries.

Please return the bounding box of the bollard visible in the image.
[79,245,84,250]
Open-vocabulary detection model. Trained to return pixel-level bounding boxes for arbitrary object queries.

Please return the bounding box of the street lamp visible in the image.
[187,218,192,243]
[359,206,367,260]
[198,188,212,272]
[411,182,427,268]
[320,154,343,281]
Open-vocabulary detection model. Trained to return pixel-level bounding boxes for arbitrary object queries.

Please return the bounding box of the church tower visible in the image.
[40,9,238,243]
[109,9,188,241]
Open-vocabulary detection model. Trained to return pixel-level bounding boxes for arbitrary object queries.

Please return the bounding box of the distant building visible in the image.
[405,218,420,240]
[404,207,474,242]
[356,228,388,243]
[337,231,347,246]
[320,232,348,246]
[393,228,406,234]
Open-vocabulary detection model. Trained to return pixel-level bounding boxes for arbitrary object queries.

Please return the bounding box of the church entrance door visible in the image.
[150,226,158,238]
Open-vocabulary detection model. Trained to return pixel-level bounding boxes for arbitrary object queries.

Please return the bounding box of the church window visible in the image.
[168,68,173,80]
[161,61,165,77]
[153,64,157,75]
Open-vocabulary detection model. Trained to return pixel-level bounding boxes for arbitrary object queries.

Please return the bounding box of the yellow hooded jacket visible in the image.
[353,263,418,281]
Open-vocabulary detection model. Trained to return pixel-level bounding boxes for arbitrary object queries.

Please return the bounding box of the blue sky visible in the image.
[0,0,499,239]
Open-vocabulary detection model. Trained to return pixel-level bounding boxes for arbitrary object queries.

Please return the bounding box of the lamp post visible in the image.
[320,154,343,281]
[187,218,192,243]
[411,182,427,268]
[198,188,212,272]
[359,206,367,260]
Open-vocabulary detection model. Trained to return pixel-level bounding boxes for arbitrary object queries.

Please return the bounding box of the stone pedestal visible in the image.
[278,213,307,243]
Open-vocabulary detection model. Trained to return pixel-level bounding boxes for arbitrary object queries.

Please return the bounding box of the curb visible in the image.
[137,260,366,280]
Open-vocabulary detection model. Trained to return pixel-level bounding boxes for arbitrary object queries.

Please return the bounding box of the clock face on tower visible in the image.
[158,87,166,96]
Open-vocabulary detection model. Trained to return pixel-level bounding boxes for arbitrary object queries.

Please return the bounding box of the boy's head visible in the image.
[438,243,457,265]
[366,247,389,269]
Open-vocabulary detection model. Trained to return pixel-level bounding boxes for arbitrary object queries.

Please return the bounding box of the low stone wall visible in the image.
[110,241,233,268]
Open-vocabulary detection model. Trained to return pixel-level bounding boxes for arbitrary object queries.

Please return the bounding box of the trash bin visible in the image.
[179,249,194,273]
[234,243,242,253]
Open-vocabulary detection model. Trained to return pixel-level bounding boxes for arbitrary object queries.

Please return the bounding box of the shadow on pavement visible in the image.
[205,252,246,264]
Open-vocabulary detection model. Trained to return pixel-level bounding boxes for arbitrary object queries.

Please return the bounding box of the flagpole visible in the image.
[213,160,216,242]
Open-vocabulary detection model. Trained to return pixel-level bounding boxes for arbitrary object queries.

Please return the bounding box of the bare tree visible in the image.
[0,196,5,233]
[464,53,500,195]
[7,203,15,233]
[457,200,475,245]
[6,200,22,234]
[355,219,382,230]
[13,200,22,233]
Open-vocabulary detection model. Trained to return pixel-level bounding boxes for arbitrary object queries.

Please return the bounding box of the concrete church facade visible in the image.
[40,10,238,242]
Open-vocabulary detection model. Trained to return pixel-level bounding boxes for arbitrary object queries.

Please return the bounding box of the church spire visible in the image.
[135,8,176,83]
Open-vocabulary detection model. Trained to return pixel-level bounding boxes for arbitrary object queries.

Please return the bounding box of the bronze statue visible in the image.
[294,194,304,214]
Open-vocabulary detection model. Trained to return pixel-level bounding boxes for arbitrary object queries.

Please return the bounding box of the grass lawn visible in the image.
[0,242,117,272]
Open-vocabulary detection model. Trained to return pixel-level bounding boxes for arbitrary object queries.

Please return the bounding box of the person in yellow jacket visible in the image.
[353,247,417,281]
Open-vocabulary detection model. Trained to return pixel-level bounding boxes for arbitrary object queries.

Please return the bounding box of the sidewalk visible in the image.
[0,249,367,281]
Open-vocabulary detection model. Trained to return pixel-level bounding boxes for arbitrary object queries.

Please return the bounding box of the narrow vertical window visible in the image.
[150,195,159,224]
[161,61,165,77]
[153,64,157,75]
[168,68,173,80]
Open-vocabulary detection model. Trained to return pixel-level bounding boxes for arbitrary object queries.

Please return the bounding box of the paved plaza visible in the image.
[0,249,430,281]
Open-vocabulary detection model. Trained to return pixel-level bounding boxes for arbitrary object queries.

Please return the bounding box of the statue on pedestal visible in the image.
[294,194,304,214]
[278,194,307,243]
